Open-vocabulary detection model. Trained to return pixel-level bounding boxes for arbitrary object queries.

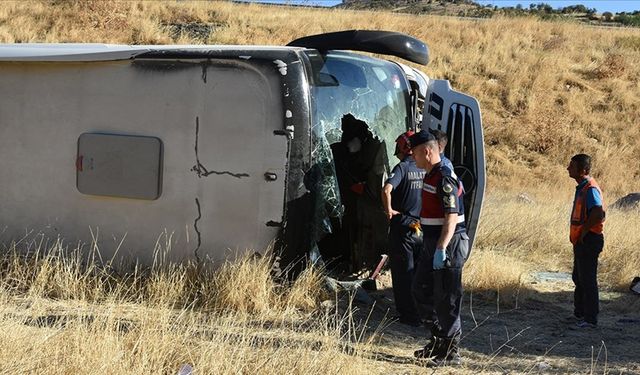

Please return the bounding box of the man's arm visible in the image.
[578,186,605,243]
[382,183,400,220]
[383,162,405,220]
[437,213,458,250]
[432,174,462,270]
[579,206,604,243]
[436,175,461,249]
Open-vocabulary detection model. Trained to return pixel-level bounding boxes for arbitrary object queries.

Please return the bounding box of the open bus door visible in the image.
[422,79,485,249]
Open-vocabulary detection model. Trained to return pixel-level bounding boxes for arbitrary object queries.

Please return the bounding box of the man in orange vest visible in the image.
[568,153,605,328]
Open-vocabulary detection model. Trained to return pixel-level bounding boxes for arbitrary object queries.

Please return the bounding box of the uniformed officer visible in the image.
[568,153,605,328]
[409,130,469,366]
[381,130,425,326]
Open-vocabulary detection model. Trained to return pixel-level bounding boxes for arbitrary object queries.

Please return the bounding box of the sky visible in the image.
[245,0,640,13]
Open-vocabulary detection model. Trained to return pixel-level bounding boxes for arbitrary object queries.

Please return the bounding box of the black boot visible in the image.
[432,337,462,366]
[413,336,447,359]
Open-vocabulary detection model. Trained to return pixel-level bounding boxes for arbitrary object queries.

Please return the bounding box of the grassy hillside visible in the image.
[341,0,640,26]
[1,0,638,199]
[340,0,485,17]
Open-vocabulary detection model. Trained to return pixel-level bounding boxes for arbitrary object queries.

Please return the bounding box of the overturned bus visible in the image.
[0,30,485,269]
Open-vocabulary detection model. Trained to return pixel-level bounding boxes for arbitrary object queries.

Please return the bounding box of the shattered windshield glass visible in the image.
[306,51,411,245]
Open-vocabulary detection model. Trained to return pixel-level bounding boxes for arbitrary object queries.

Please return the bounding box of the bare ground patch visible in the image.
[345,272,640,374]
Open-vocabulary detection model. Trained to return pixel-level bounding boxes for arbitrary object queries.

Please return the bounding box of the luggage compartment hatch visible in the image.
[76,133,163,200]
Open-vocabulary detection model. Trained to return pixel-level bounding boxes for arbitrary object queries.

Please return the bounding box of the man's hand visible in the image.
[386,209,401,220]
[577,230,587,244]
[433,248,447,270]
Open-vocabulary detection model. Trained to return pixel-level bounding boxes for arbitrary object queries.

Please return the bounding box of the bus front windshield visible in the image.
[306,51,412,262]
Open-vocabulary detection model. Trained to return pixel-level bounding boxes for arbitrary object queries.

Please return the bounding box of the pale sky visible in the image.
[244,0,640,13]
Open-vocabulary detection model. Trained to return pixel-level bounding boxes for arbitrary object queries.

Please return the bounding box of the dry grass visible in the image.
[0,240,387,374]
[471,190,640,290]
[1,212,636,374]
[0,296,381,374]
[0,239,326,315]
[463,248,528,303]
[1,191,639,373]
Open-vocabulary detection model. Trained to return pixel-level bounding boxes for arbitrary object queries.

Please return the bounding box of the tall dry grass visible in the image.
[0,239,326,315]
[0,238,394,374]
[1,213,635,374]
[0,294,381,374]
[0,0,638,195]
[461,189,640,314]
[470,190,640,290]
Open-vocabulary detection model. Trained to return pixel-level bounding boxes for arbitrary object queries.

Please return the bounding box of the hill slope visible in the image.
[339,0,485,16]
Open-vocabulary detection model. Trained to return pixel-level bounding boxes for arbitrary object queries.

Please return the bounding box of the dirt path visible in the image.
[348,272,640,374]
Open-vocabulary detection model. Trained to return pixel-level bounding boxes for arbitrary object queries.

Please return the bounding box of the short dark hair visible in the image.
[409,129,437,149]
[428,128,448,147]
[571,154,591,174]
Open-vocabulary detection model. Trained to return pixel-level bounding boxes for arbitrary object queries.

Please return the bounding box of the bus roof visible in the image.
[0,44,303,62]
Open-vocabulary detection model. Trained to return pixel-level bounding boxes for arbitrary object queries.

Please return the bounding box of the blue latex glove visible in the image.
[433,248,447,270]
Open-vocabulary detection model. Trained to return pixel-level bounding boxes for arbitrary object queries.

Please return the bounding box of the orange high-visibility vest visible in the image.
[570,177,605,245]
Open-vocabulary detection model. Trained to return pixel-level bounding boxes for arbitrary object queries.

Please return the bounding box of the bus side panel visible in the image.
[0,59,287,264]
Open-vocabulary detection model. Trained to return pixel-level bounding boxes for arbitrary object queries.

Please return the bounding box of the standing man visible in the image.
[568,154,605,328]
[331,114,387,269]
[381,130,425,326]
[410,130,469,366]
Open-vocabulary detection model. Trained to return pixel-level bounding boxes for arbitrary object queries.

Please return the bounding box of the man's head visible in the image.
[394,130,415,160]
[341,113,370,154]
[428,128,448,153]
[409,130,440,170]
[568,154,591,181]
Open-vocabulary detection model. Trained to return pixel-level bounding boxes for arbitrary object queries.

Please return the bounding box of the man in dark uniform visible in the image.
[381,130,425,326]
[330,114,388,269]
[409,130,470,366]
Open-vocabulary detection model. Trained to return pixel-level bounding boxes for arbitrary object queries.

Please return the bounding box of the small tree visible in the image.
[602,11,613,21]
